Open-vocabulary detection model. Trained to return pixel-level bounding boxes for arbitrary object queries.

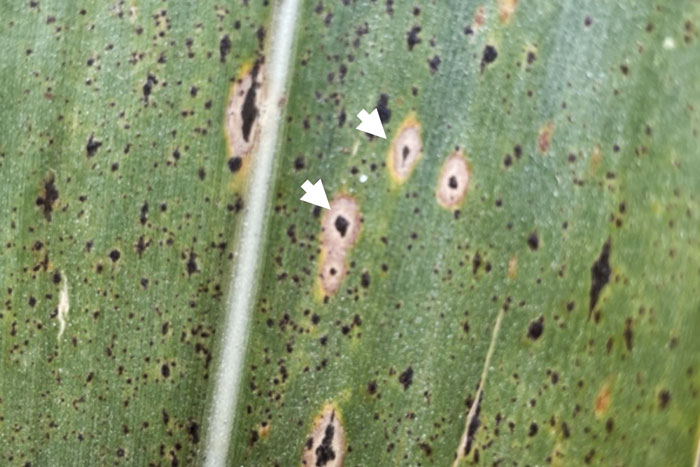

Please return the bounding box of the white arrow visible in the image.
[300,179,330,210]
[356,108,386,139]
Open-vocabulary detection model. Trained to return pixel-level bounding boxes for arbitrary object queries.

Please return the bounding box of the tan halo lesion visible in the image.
[387,114,422,184]
[318,195,361,296]
[301,404,345,467]
[436,150,470,209]
[225,60,265,168]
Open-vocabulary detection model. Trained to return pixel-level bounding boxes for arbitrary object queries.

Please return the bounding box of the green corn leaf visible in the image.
[2,1,700,466]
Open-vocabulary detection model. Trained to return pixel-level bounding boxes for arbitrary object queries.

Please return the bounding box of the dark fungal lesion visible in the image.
[463,391,482,456]
[225,59,265,163]
[398,366,413,390]
[589,239,611,319]
[301,405,345,467]
[240,62,261,143]
[36,173,59,221]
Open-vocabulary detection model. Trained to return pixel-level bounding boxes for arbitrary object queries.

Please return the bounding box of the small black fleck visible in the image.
[527,317,544,340]
[528,422,538,436]
[86,134,102,157]
[527,231,539,250]
[361,271,370,288]
[109,249,121,262]
[398,366,413,390]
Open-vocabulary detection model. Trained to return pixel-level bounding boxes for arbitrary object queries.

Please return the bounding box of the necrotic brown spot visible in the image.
[436,150,469,209]
[318,196,361,295]
[225,61,264,162]
[538,121,554,153]
[498,0,518,23]
[301,404,345,467]
[388,115,422,184]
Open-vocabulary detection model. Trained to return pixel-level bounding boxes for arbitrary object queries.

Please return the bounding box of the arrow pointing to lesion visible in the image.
[356,108,386,139]
[300,179,330,209]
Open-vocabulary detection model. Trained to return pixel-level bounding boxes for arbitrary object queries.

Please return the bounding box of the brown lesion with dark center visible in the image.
[318,196,361,296]
[436,150,469,209]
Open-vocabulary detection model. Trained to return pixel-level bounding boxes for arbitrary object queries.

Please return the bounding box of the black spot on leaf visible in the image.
[406,26,421,50]
[219,35,231,62]
[376,94,391,124]
[464,392,482,455]
[527,231,539,250]
[240,72,259,142]
[315,423,336,466]
[228,157,242,172]
[527,316,544,340]
[86,133,102,157]
[399,367,413,390]
[589,240,611,318]
[36,174,59,221]
[334,216,349,237]
[481,45,498,71]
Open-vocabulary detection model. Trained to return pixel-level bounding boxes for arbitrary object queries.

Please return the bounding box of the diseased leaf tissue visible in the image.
[1,1,699,466]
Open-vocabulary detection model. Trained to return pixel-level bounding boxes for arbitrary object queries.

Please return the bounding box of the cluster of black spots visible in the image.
[294,155,305,170]
[658,389,671,409]
[161,363,170,378]
[589,239,611,318]
[142,73,158,103]
[527,231,539,250]
[481,45,498,72]
[36,174,59,220]
[376,94,391,124]
[527,316,544,340]
[228,157,242,172]
[398,366,413,390]
[315,424,336,465]
[86,133,102,157]
[406,26,421,50]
